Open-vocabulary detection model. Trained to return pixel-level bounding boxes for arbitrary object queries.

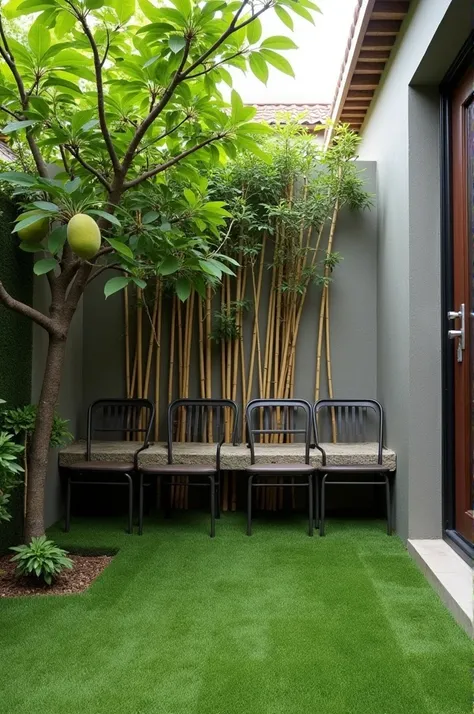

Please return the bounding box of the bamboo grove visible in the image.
[123,121,372,508]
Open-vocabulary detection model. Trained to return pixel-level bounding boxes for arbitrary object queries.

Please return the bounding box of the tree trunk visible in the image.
[24,333,68,541]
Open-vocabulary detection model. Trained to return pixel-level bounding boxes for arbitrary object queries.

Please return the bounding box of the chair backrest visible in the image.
[313,399,384,465]
[245,399,313,464]
[167,398,239,463]
[86,399,155,460]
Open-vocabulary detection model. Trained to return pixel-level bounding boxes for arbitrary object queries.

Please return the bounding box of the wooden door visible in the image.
[450,66,473,543]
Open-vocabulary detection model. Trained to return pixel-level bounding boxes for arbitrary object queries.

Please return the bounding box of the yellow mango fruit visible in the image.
[67,213,101,259]
[18,217,49,242]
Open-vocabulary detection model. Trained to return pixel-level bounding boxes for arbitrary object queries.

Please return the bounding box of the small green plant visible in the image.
[0,405,73,448]
[10,536,73,585]
[0,431,24,523]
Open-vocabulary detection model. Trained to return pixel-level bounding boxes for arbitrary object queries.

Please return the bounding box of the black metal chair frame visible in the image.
[138,398,239,538]
[245,399,315,537]
[64,399,154,534]
[313,399,393,536]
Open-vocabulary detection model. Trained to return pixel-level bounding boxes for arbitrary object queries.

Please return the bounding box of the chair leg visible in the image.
[320,474,327,536]
[314,472,320,530]
[247,475,254,536]
[124,474,133,534]
[64,475,72,532]
[209,475,216,538]
[138,472,144,536]
[216,473,221,519]
[385,474,392,536]
[308,473,314,537]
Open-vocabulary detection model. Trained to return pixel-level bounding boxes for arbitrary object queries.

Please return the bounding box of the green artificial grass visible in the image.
[0,514,471,714]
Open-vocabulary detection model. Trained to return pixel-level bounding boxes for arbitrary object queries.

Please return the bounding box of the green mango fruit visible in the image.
[18,218,49,242]
[67,213,101,259]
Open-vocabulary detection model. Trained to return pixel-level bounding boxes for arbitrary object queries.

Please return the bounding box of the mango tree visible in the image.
[0,0,319,540]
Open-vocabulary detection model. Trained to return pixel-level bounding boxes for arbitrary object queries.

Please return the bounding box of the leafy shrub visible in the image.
[10,536,73,585]
[0,430,24,523]
[0,404,72,448]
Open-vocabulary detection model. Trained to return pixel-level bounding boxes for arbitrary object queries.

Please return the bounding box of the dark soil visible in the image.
[0,554,113,598]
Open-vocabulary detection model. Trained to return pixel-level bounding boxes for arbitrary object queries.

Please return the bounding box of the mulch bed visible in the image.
[0,554,113,598]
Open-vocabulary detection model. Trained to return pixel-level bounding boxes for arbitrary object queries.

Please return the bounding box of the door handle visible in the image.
[447,303,465,350]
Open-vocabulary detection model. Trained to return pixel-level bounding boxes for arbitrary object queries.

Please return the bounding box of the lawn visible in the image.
[0,513,471,714]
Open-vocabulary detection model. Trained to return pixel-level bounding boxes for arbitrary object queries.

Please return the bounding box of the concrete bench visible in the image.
[59,441,397,471]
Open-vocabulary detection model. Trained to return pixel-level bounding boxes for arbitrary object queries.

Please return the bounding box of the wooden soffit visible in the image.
[325,0,411,146]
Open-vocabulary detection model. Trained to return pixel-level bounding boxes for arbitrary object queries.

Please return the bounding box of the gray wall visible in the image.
[32,278,83,528]
[359,0,472,539]
[81,163,378,438]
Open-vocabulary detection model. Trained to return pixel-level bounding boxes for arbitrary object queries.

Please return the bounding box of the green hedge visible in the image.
[0,194,32,552]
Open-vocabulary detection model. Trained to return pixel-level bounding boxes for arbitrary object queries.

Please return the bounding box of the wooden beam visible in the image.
[362,35,395,49]
[355,62,385,74]
[372,1,409,20]
[342,105,371,111]
[350,74,380,89]
[347,89,375,99]
[366,19,402,35]
[359,50,391,61]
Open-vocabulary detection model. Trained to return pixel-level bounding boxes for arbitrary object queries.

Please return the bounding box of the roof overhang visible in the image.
[325,0,411,147]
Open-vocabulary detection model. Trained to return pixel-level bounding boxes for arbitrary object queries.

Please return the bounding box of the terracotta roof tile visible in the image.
[250,103,330,127]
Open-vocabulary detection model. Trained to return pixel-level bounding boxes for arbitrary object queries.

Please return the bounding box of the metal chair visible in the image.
[64,399,154,534]
[138,398,239,538]
[245,399,315,537]
[313,399,393,536]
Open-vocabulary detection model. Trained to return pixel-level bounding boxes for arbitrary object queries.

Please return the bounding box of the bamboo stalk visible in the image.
[136,288,143,400]
[247,233,266,404]
[143,280,160,401]
[205,286,213,442]
[154,282,163,442]
[325,289,337,442]
[198,297,206,400]
[240,263,248,440]
[124,286,131,398]
[168,296,176,405]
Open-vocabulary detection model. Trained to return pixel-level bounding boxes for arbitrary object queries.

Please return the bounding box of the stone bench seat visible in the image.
[59,441,397,472]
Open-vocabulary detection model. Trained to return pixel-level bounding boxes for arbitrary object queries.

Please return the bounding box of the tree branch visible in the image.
[120,39,192,175]
[74,9,121,174]
[123,133,225,189]
[0,104,21,120]
[135,115,191,155]
[64,144,112,190]
[186,51,245,79]
[0,16,48,177]
[0,279,55,334]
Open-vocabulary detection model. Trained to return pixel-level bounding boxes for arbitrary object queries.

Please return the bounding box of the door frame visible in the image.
[440,32,474,559]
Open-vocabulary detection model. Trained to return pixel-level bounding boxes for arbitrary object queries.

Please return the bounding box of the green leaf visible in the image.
[281,0,314,24]
[13,213,48,234]
[235,135,271,163]
[138,0,161,21]
[159,256,180,275]
[28,15,51,58]
[2,120,38,134]
[183,188,197,206]
[32,201,59,212]
[259,49,295,77]
[249,53,268,85]
[111,0,135,23]
[34,258,57,275]
[168,35,186,53]
[246,17,262,44]
[106,238,133,259]
[230,89,247,122]
[143,55,160,69]
[175,276,191,301]
[0,172,36,186]
[142,211,160,224]
[274,5,293,30]
[88,210,121,227]
[55,10,76,36]
[236,121,272,135]
[260,36,297,50]
[47,225,67,254]
[43,76,82,95]
[104,276,130,298]
[198,259,221,278]
[170,0,191,18]
[131,277,147,289]
[18,242,45,253]
[64,177,81,194]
